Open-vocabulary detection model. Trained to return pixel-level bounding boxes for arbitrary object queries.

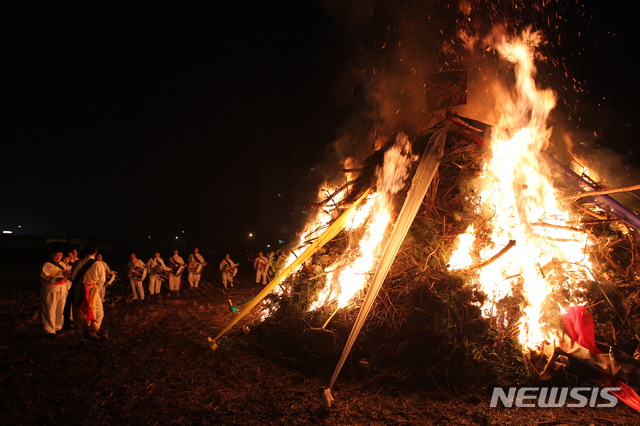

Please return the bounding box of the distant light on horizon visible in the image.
[249,233,253,237]
[2,231,12,234]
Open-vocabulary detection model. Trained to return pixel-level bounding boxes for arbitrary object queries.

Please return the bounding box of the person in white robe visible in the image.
[219,254,239,289]
[276,250,288,273]
[127,253,147,301]
[146,252,166,295]
[168,249,185,292]
[187,248,206,288]
[40,250,71,336]
[71,246,106,339]
[96,253,116,301]
[253,252,269,285]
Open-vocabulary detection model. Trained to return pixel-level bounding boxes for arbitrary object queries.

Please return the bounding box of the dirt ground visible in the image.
[1,261,638,425]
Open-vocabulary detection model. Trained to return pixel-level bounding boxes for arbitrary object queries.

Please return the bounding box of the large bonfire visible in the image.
[447,29,593,351]
[213,26,640,403]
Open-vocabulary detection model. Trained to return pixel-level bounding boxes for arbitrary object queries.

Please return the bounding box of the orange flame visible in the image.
[261,134,415,318]
[309,134,416,311]
[448,29,593,350]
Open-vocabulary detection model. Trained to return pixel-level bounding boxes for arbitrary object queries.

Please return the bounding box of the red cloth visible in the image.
[601,375,640,413]
[562,305,601,354]
[78,284,97,325]
[563,305,640,413]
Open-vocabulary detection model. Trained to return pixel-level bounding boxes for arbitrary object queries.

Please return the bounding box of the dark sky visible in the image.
[2,1,639,254]
[1,2,345,251]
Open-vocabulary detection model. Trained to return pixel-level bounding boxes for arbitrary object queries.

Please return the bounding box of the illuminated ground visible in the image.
[0,262,636,424]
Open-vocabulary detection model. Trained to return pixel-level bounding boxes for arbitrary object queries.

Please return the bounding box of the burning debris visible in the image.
[210,29,640,411]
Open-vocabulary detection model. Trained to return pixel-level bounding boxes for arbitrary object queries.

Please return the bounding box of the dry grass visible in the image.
[1,133,640,423]
[253,132,640,398]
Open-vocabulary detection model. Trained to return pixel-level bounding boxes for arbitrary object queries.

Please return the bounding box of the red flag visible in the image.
[563,305,640,413]
[562,305,601,354]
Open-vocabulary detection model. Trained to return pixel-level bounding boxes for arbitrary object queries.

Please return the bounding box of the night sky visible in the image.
[2,2,344,251]
[2,1,638,254]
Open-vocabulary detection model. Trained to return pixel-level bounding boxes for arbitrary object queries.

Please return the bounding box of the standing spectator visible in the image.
[96,253,116,301]
[127,253,147,301]
[67,249,80,267]
[219,254,239,290]
[168,249,185,293]
[71,246,106,340]
[61,248,80,330]
[187,248,206,288]
[40,250,71,337]
[275,250,289,274]
[146,252,166,296]
[253,251,269,285]
[61,253,74,290]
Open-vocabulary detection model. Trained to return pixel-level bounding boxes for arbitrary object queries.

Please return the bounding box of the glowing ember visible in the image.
[448,29,593,350]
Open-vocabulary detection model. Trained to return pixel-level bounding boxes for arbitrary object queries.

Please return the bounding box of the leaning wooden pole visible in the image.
[563,183,640,200]
[323,127,447,407]
[209,188,373,347]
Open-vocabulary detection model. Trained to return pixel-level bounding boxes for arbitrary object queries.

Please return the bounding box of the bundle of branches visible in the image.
[248,124,640,393]
[569,208,640,359]
[247,132,522,389]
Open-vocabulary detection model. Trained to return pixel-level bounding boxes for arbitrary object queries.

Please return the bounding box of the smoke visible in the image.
[315,0,468,166]
[314,1,577,163]
[555,126,640,212]
[307,0,639,218]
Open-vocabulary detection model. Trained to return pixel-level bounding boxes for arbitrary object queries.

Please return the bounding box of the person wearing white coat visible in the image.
[253,252,269,285]
[187,248,206,288]
[40,250,71,336]
[168,249,185,292]
[71,246,106,339]
[127,253,147,301]
[96,253,116,301]
[219,254,239,289]
[146,252,166,295]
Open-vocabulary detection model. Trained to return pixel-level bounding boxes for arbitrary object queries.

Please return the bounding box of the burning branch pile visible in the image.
[246,128,533,391]
[246,116,640,395]
[216,30,640,400]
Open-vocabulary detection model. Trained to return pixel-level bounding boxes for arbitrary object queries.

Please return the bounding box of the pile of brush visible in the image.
[247,124,640,393]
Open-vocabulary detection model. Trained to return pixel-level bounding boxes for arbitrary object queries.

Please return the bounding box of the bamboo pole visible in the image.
[208,188,373,347]
[325,127,447,402]
[563,184,640,200]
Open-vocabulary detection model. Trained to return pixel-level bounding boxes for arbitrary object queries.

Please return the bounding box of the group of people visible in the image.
[249,250,289,286]
[39,246,290,339]
[126,248,207,301]
[39,246,112,340]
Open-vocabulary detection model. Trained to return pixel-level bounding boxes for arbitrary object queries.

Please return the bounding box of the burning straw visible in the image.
[215,27,640,399]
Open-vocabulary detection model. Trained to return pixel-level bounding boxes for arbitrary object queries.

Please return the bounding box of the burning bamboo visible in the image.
[543,151,640,231]
[208,188,373,347]
[563,183,640,200]
[324,126,447,405]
